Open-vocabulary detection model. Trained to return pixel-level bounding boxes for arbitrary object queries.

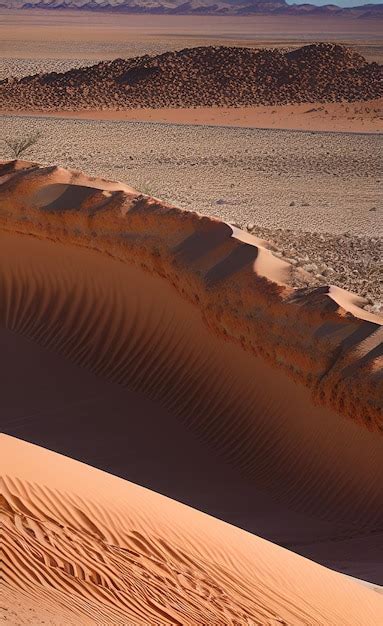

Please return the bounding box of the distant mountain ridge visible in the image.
[3,0,383,17]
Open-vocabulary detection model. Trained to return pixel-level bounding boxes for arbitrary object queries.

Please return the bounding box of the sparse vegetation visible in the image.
[138,180,173,204]
[139,180,160,197]
[2,132,41,159]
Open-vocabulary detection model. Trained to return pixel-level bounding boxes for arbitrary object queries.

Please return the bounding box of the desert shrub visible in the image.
[2,132,41,159]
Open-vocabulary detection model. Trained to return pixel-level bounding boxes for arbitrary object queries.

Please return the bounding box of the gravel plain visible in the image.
[1,114,382,310]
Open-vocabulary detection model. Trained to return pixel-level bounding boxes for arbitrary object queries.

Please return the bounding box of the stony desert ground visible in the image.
[1,10,382,66]
[1,115,381,311]
[2,44,381,112]
[0,11,381,314]
[1,10,382,88]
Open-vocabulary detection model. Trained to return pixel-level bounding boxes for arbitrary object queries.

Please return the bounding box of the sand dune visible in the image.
[2,434,383,625]
[0,160,381,427]
[0,160,383,620]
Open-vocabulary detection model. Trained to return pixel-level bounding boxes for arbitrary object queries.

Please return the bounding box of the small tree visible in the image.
[2,132,41,159]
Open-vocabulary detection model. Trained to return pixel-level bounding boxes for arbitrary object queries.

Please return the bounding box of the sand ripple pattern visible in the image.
[0,160,381,431]
[2,435,383,625]
[0,230,382,531]
[0,161,382,528]
[1,161,383,620]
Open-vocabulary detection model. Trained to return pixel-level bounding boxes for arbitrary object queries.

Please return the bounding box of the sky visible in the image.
[287,0,381,5]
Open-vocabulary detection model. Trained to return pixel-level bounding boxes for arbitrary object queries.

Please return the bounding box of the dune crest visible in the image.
[2,433,383,625]
[0,159,381,433]
[1,159,383,598]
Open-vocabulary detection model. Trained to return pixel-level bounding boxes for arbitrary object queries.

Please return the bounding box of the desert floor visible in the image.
[0,10,382,82]
[1,114,382,310]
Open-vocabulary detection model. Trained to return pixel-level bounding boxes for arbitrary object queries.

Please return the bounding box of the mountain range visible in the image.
[2,0,383,17]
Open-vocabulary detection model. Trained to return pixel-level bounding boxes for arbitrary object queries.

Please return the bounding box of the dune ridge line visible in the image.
[0,159,381,433]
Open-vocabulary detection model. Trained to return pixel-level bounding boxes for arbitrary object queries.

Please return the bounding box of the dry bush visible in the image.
[2,132,41,158]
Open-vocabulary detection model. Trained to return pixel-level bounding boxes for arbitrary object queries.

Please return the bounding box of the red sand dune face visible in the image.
[0,160,381,430]
[0,160,383,622]
[2,434,383,625]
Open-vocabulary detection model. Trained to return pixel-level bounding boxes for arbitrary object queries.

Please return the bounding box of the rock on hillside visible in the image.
[0,44,381,111]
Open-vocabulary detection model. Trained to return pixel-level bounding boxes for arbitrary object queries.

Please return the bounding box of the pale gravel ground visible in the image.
[0,38,195,69]
[0,41,258,80]
[0,114,382,310]
[0,57,96,80]
[0,47,177,80]
[1,44,382,81]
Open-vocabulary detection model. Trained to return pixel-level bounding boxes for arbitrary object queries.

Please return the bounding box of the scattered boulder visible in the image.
[302,263,319,273]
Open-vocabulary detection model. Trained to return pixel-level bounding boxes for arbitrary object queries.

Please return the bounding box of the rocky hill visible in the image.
[1,44,381,111]
[2,0,383,17]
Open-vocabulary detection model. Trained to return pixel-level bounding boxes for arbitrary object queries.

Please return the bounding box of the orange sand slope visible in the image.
[1,228,382,581]
[0,160,382,430]
[2,433,383,625]
[1,159,383,601]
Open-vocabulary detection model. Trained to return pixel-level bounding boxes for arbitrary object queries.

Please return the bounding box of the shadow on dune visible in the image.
[1,230,382,585]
